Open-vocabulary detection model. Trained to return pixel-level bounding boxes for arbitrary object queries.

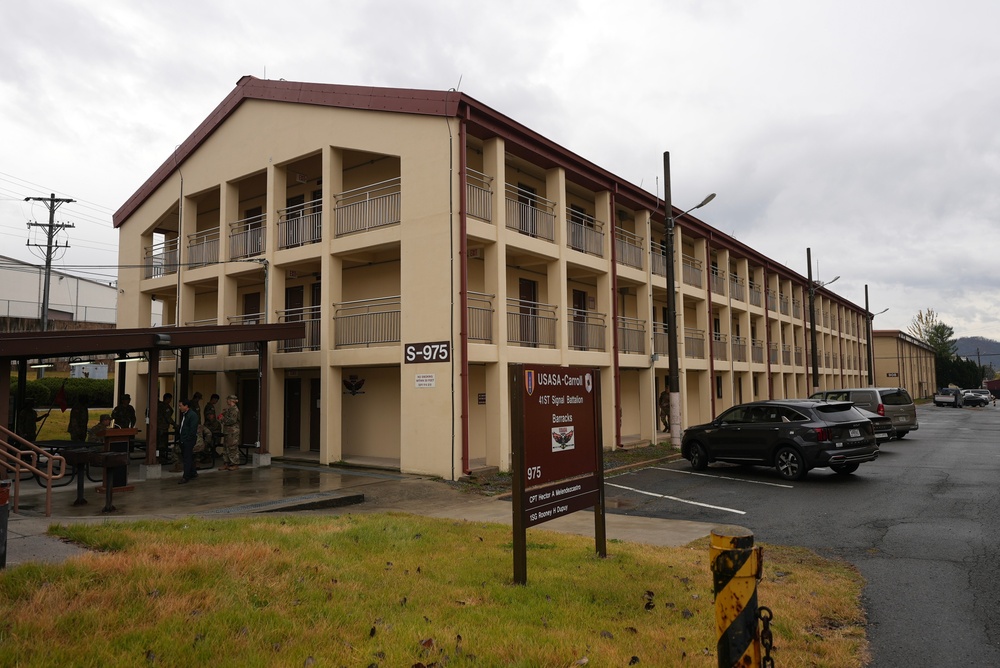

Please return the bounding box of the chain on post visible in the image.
[758,606,774,667]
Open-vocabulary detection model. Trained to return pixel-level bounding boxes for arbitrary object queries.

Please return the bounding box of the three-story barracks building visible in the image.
[113,76,871,480]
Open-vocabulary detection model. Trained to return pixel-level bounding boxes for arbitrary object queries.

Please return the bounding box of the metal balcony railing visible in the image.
[333,296,401,348]
[751,339,765,364]
[466,170,493,223]
[187,230,220,268]
[682,255,703,288]
[795,346,803,366]
[334,178,401,237]
[769,342,779,364]
[730,275,745,301]
[468,291,494,343]
[792,298,802,319]
[713,332,728,361]
[226,312,264,355]
[731,335,748,363]
[507,298,557,348]
[615,228,644,270]
[185,318,219,357]
[653,322,669,356]
[567,210,604,257]
[766,288,778,311]
[749,281,763,307]
[651,241,667,277]
[684,328,706,359]
[710,268,727,296]
[277,306,321,352]
[505,184,555,242]
[782,344,792,366]
[616,316,645,354]
[569,309,607,352]
[278,198,323,249]
[779,294,790,316]
[143,238,179,279]
[230,214,266,260]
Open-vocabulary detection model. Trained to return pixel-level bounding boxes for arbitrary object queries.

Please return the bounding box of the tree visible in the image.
[907,308,939,342]
[909,309,961,387]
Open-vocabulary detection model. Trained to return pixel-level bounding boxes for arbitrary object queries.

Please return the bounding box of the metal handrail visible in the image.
[0,423,66,516]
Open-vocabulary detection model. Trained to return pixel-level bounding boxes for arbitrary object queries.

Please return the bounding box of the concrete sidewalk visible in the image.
[2,459,716,568]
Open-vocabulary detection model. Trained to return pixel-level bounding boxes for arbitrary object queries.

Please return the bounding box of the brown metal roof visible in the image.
[0,322,305,360]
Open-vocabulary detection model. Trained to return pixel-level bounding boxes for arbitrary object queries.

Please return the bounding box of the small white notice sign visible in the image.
[415,373,436,388]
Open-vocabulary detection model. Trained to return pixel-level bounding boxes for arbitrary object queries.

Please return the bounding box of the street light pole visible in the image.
[664,151,715,447]
[864,284,887,386]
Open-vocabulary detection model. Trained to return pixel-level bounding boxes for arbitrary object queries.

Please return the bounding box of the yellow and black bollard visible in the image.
[710,525,763,667]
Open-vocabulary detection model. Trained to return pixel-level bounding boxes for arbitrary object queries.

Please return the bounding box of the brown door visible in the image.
[310,378,320,452]
[283,378,301,450]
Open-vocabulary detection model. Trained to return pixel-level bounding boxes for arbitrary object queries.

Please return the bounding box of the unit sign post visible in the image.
[510,364,606,585]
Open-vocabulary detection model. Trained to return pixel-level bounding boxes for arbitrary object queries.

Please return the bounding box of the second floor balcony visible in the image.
[334,296,401,348]
[278,198,323,250]
[710,268,726,296]
[731,335,748,363]
[651,241,667,277]
[230,214,266,260]
[616,315,645,355]
[567,209,604,257]
[277,306,321,352]
[751,339,765,364]
[713,332,728,361]
[468,292,494,343]
[685,328,706,359]
[143,238,178,279]
[682,255,703,288]
[466,169,493,223]
[505,184,556,242]
[570,309,607,352]
[227,312,264,356]
[187,230,219,268]
[730,275,745,301]
[615,228,644,270]
[653,321,668,356]
[335,178,401,237]
[507,298,557,348]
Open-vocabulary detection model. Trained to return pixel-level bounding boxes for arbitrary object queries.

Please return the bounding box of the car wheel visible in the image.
[688,443,709,471]
[774,446,806,481]
[831,463,860,475]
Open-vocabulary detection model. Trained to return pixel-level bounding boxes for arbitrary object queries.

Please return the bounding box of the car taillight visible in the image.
[877,403,885,416]
[813,427,831,441]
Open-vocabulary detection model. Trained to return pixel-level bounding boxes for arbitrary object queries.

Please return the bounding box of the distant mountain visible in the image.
[956,336,1000,364]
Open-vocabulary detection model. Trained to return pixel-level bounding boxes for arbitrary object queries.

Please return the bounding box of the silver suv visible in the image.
[808,387,918,439]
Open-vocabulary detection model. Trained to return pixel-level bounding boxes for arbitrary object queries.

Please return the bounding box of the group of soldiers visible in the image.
[155,391,242,471]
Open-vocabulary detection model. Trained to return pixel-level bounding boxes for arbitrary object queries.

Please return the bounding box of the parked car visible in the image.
[681,399,879,481]
[857,407,895,443]
[934,388,964,408]
[965,388,992,406]
[810,387,918,438]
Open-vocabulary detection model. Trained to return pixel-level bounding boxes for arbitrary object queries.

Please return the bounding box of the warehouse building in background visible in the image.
[112,76,873,480]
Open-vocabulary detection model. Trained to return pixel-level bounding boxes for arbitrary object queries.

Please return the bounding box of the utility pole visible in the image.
[24,193,75,332]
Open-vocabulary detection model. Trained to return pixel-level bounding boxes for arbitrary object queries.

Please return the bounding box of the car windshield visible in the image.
[880,389,912,405]
[814,403,867,423]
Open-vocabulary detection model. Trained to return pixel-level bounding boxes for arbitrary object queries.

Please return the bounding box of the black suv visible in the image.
[681,399,879,480]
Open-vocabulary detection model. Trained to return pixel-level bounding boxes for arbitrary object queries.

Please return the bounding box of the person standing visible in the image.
[112,394,137,429]
[68,395,89,442]
[219,394,241,471]
[157,393,177,465]
[176,398,200,484]
[203,393,222,442]
[16,398,45,442]
[657,390,669,433]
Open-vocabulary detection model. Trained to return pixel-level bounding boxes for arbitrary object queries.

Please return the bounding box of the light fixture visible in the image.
[69,358,90,367]
[115,356,146,364]
[30,363,54,369]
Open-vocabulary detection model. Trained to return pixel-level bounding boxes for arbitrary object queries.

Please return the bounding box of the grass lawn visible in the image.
[0,514,868,666]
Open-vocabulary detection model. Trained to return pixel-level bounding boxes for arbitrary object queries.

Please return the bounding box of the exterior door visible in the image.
[283,378,301,450]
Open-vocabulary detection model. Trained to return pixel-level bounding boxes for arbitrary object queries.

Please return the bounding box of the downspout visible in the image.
[763,267,773,398]
[706,239,716,416]
[609,189,622,448]
[459,114,471,475]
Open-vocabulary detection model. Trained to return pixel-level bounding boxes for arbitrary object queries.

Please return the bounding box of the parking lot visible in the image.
[603,402,1000,667]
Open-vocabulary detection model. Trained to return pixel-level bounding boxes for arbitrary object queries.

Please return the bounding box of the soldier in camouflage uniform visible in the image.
[68,395,89,442]
[157,393,178,465]
[219,394,241,470]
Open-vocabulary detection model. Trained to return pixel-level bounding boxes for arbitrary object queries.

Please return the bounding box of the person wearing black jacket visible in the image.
[176,398,200,484]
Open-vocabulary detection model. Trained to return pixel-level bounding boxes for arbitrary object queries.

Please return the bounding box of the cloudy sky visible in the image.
[2,0,998,338]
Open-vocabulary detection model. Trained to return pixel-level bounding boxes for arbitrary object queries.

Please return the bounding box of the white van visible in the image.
[809,387,918,439]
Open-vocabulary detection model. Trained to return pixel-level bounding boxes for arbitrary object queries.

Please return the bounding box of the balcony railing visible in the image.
[751,339,765,364]
[713,332,728,361]
[684,328,706,359]
[730,275,745,301]
[792,298,802,319]
[731,335,748,363]
[466,170,493,223]
[569,309,607,352]
[230,213,266,260]
[226,312,264,356]
[651,241,667,277]
[710,268,727,296]
[187,230,219,268]
[278,198,322,249]
[616,316,645,354]
[567,210,604,257]
[505,184,555,242]
[769,342,779,364]
[468,291,494,343]
[507,298,557,348]
[277,306,321,352]
[782,344,791,366]
[335,178,401,237]
[185,317,218,357]
[779,294,790,316]
[334,296,401,348]
[653,321,668,356]
[766,289,778,311]
[749,281,763,307]
[682,255,703,288]
[824,351,831,368]
[143,238,179,279]
[615,228,644,270]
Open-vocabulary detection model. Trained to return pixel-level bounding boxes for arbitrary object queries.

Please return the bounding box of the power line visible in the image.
[24,193,75,333]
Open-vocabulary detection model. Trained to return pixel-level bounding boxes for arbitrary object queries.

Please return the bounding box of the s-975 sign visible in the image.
[404,341,450,363]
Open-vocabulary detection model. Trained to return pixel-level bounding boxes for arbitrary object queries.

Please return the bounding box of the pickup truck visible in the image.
[933,388,964,407]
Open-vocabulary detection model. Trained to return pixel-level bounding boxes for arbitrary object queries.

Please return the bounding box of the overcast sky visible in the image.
[2,0,998,338]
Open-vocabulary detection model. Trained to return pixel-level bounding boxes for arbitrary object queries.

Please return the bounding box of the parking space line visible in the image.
[650,467,794,488]
[606,482,746,515]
